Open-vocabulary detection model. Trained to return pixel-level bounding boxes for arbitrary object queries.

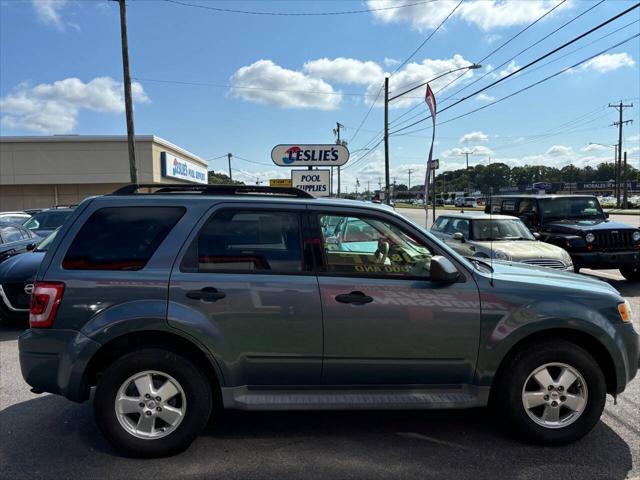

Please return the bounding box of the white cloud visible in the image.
[578,53,635,73]
[31,0,76,30]
[367,0,570,32]
[229,60,341,110]
[460,131,488,144]
[581,143,610,152]
[0,77,149,134]
[303,57,383,85]
[383,57,401,67]
[475,93,496,102]
[546,145,573,157]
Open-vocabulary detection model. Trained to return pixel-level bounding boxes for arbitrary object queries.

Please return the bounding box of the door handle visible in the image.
[186,287,226,302]
[335,291,373,305]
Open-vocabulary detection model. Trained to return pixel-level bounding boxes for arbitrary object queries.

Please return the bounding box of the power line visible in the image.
[349,83,384,144]
[232,155,273,167]
[389,3,640,135]
[433,0,569,95]
[439,0,604,105]
[390,0,463,75]
[133,76,378,97]
[162,0,436,16]
[394,32,640,136]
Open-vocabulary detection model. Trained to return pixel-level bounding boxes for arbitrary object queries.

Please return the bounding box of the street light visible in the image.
[383,63,482,204]
[588,143,620,201]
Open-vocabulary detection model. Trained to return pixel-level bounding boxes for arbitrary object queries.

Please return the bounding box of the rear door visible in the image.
[168,203,323,387]
[311,208,481,386]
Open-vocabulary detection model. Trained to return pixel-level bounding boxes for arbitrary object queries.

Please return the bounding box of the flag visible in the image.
[424,84,437,226]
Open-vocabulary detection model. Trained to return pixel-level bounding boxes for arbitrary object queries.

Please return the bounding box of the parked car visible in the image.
[0,211,31,224]
[22,207,74,237]
[19,184,639,457]
[454,197,465,207]
[0,228,57,323]
[431,212,573,270]
[23,208,44,215]
[487,195,640,280]
[0,221,39,263]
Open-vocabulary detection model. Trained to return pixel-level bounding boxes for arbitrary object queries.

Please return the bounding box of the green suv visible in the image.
[19,185,640,457]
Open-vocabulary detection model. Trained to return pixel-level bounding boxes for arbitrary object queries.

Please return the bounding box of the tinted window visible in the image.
[184,210,303,273]
[24,211,71,230]
[502,200,516,213]
[472,219,535,241]
[443,218,470,237]
[63,207,185,270]
[1,225,23,243]
[319,214,433,277]
[432,216,451,232]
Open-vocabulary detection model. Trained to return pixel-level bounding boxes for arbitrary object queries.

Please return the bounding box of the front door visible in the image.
[168,205,323,386]
[314,210,480,385]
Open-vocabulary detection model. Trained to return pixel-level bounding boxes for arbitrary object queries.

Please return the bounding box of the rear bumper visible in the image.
[571,250,640,269]
[19,328,101,402]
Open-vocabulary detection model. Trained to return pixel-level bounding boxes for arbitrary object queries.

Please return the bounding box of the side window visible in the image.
[183,210,303,273]
[62,207,185,270]
[432,216,450,232]
[20,227,31,239]
[445,219,470,237]
[1,226,23,243]
[319,214,433,277]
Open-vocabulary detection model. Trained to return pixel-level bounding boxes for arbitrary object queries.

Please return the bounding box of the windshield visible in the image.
[472,219,535,241]
[539,197,604,221]
[35,228,59,252]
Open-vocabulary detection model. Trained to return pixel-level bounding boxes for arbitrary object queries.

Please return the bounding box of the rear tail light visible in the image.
[29,282,65,328]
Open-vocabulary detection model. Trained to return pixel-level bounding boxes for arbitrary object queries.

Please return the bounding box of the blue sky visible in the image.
[1,0,639,190]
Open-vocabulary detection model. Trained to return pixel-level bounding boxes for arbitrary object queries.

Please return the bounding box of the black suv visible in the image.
[487,195,640,280]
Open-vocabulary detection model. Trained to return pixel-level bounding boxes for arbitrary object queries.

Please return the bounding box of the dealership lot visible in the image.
[1,206,639,479]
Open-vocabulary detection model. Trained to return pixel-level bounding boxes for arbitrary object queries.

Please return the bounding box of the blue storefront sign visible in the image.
[161,152,207,184]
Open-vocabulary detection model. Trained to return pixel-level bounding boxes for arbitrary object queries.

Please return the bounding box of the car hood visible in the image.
[543,218,637,233]
[472,240,567,260]
[0,251,45,283]
[483,260,619,296]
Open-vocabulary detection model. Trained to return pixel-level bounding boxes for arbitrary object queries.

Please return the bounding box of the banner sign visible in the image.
[161,152,208,184]
[291,169,330,197]
[271,144,349,167]
[424,83,437,225]
[269,179,292,187]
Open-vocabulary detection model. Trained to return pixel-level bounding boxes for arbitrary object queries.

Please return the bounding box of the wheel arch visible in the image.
[489,328,617,404]
[82,330,223,405]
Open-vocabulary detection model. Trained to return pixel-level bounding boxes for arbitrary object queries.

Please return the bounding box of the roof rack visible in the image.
[111,183,314,199]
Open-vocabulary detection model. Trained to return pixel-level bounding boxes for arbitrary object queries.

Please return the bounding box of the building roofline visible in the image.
[0,135,208,167]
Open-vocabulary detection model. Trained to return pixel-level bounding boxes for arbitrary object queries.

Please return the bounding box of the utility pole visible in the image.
[333,122,346,197]
[117,0,137,183]
[609,101,633,207]
[227,153,233,181]
[623,151,628,209]
[355,177,360,196]
[407,168,413,190]
[383,76,390,204]
[460,150,475,194]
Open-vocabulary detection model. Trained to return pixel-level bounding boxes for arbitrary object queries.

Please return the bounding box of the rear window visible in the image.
[62,207,185,270]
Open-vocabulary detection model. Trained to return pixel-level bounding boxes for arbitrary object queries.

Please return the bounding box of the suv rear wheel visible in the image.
[94,348,212,457]
[496,340,606,445]
[620,265,640,281]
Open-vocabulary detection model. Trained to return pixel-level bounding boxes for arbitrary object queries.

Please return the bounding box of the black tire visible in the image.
[495,340,606,445]
[94,348,212,458]
[620,265,640,281]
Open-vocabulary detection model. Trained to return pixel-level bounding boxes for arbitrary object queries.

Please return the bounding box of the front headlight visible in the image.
[585,233,595,243]
[633,231,640,242]
[493,250,511,261]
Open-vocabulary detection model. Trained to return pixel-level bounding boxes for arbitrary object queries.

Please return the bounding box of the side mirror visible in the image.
[533,232,541,240]
[452,232,465,242]
[325,236,338,245]
[430,255,460,283]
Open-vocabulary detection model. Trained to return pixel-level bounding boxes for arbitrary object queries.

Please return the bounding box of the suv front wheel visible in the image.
[496,340,606,445]
[94,348,212,457]
[620,265,640,281]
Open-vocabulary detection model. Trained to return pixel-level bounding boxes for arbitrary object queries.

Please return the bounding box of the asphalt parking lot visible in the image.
[1,210,639,480]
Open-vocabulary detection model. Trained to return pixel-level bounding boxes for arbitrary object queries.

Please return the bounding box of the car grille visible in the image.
[521,259,566,270]
[1,283,31,310]
[594,231,634,251]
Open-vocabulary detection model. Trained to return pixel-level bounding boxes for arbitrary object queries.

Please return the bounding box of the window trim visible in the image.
[179,206,313,276]
[310,208,466,282]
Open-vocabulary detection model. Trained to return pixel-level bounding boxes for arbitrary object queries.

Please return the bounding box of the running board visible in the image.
[221,386,489,411]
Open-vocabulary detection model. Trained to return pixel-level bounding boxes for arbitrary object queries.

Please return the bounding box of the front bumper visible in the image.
[19,328,101,402]
[571,250,640,269]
